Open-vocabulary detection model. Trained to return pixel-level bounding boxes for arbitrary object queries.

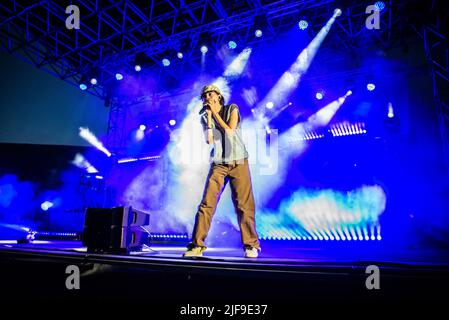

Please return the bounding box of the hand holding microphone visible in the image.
[199,102,211,115]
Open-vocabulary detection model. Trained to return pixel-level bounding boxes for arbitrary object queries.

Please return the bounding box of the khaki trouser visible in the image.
[189,159,260,250]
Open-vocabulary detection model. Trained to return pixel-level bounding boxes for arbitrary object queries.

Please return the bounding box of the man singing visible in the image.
[183,84,261,258]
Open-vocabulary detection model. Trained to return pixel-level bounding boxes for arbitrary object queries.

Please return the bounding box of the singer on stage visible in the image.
[183,84,261,258]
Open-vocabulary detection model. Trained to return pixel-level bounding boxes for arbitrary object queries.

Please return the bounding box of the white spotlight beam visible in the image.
[280,92,350,151]
[223,48,252,78]
[79,127,111,157]
[71,153,99,173]
[254,13,340,125]
[306,94,348,129]
[135,130,145,141]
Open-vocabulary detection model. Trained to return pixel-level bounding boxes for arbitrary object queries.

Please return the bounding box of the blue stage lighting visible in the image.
[162,58,170,66]
[367,83,376,91]
[374,1,385,11]
[79,83,87,90]
[316,91,324,100]
[177,52,183,59]
[298,20,308,30]
[90,78,97,85]
[139,124,146,131]
[135,64,141,72]
[255,29,263,37]
[334,8,342,17]
[169,119,176,126]
[115,73,123,80]
[228,41,237,49]
[200,45,208,54]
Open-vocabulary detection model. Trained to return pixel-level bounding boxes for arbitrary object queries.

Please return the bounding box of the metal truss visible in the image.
[421,19,449,175]
[6,0,410,98]
[0,1,408,97]
[106,98,127,152]
[0,0,414,151]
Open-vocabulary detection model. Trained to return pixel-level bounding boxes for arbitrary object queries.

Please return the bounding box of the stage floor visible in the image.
[0,239,448,313]
[2,239,449,265]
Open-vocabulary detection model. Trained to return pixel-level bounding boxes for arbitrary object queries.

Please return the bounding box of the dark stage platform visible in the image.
[1,239,448,314]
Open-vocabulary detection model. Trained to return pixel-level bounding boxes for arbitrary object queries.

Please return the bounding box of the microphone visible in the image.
[199,102,210,115]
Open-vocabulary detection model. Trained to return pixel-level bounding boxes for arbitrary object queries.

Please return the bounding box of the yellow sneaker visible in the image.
[183,247,205,257]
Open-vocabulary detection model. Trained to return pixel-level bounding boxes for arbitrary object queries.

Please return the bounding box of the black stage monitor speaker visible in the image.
[82,206,150,253]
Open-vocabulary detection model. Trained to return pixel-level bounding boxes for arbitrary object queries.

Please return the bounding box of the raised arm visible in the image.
[204,109,214,144]
[212,106,239,134]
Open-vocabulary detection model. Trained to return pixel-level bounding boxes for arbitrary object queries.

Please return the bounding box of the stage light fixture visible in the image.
[115,73,123,80]
[79,75,88,90]
[200,45,208,54]
[162,58,170,67]
[134,52,151,72]
[228,41,237,49]
[298,20,308,30]
[41,201,54,211]
[374,1,385,11]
